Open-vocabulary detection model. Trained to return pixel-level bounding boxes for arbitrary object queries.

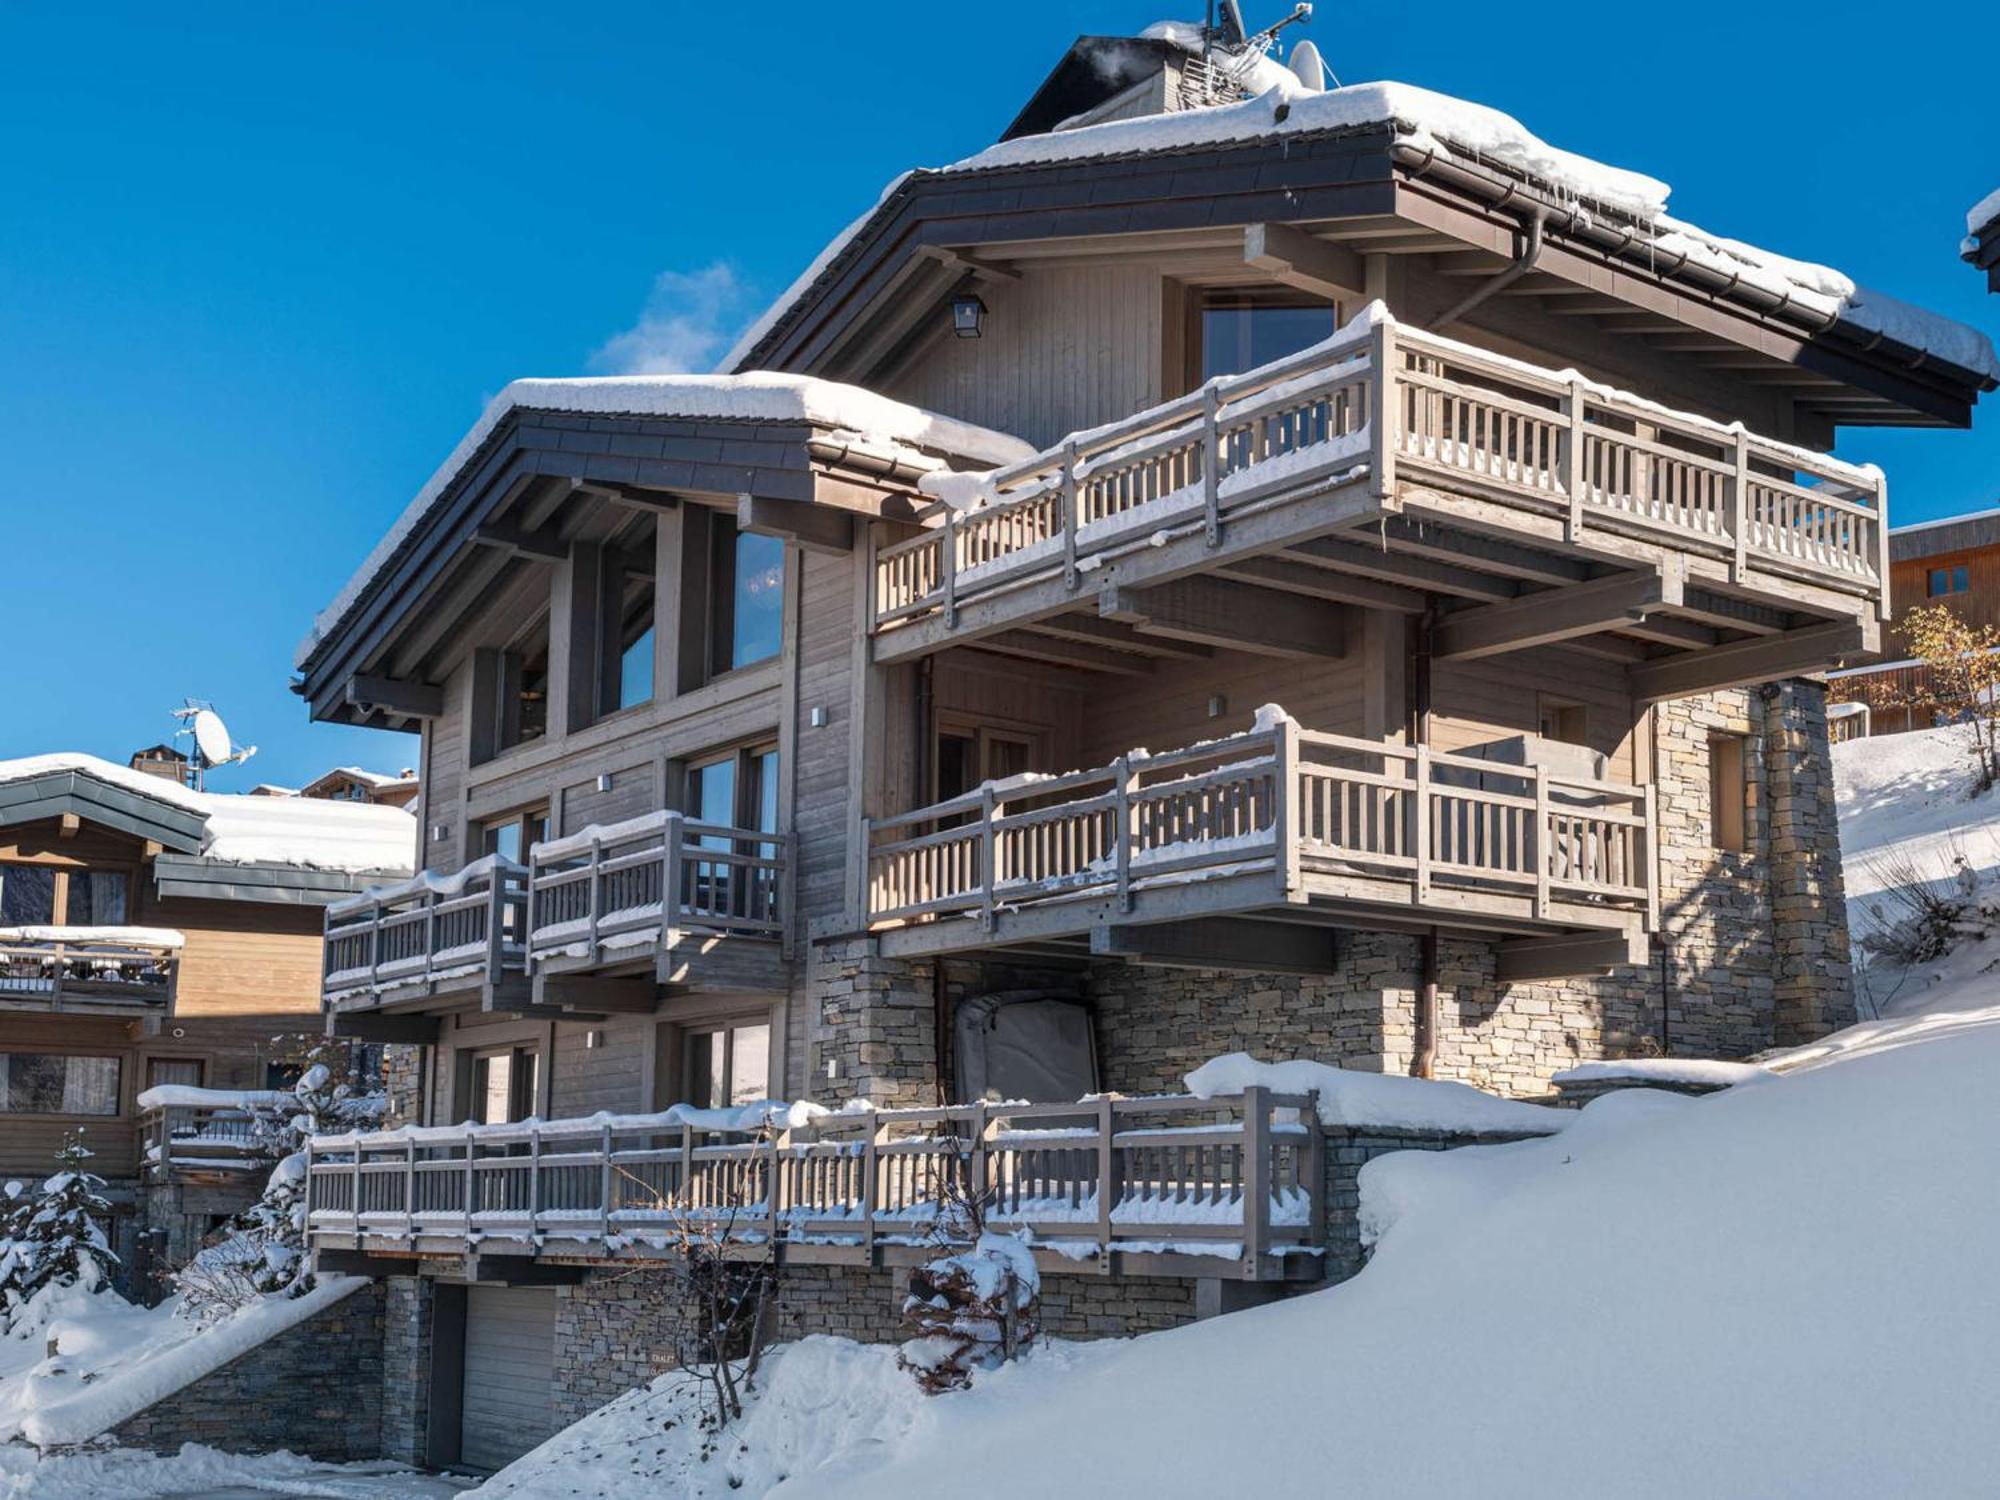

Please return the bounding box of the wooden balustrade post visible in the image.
[1202,381,1223,547]
[1113,756,1136,914]
[767,1127,785,1246]
[1061,439,1080,591]
[368,898,383,986]
[679,1125,695,1211]
[463,1129,476,1236]
[1243,1086,1271,1272]
[527,1128,541,1239]
[980,785,998,933]
[1276,720,1302,895]
[661,812,684,929]
[968,1102,991,1209]
[1643,783,1660,932]
[600,1123,615,1247]
[1564,375,1587,541]
[586,833,604,957]
[941,518,958,629]
[1727,427,1750,583]
[485,875,506,983]
[1412,745,1432,904]
[422,891,437,985]
[1095,1096,1116,1272]
[1368,317,1398,503]
[1532,763,1550,921]
[1301,1091,1325,1251]
[404,1138,416,1244]
[351,1146,363,1233]
[1873,472,1891,620]
[862,1116,883,1263]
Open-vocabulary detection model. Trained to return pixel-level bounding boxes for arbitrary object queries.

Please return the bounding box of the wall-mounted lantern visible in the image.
[951,294,987,339]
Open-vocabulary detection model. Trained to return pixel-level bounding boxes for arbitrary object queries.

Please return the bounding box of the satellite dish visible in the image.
[192,709,233,768]
[1289,39,1327,91]
[1216,0,1248,46]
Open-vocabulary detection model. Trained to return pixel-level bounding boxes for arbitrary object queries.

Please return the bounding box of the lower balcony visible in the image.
[0,926,181,1019]
[526,812,789,1002]
[864,718,1653,980]
[321,857,531,1021]
[303,1090,1322,1282]
[139,1088,292,1183]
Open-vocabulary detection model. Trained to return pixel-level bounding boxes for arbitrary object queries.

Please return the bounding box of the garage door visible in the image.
[460,1285,558,1471]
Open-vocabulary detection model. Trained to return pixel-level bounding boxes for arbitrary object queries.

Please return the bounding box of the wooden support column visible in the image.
[549,539,603,734]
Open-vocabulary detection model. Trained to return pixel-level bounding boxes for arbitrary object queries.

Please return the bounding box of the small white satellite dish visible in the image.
[192,709,233,768]
[1289,39,1327,91]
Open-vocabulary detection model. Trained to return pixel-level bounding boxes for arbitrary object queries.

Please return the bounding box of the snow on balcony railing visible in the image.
[864,710,1654,935]
[303,1091,1322,1274]
[0,926,182,1013]
[137,1087,295,1180]
[527,811,788,964]
[871,306,1886,632]
[320,855,527,1004]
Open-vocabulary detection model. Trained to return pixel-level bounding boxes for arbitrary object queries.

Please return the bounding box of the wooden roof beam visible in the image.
[737,493,854,557]
[964,630,1158,677]
[1282,537,1519,603]
[1242,223,1366,301]
[472,521,567,563]
[1628,619,1875,703]
[1434,569,1679,661]
[343,673,445,721]
[1023,614,1214,661]
[1100,577,1346,659]
[1091,918,1339,975]
[1210,554,1426,612]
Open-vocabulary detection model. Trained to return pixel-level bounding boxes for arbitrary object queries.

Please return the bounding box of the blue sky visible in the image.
[1,0,1994,785]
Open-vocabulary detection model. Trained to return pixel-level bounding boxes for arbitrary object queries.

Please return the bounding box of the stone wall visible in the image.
[380,1044,427,1130]
[379,1276,434,1465]
[1319,1126,1550,1281]
[106,1282,384,1462]
[1760,679,1855,1045]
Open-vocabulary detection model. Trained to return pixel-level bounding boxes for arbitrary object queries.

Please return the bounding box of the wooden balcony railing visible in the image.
[865,720,1654,936]
[0,929,181,1015]
[304,1089,1321,1277]
[527,812,787,965]
[871,312,1886,632]
[139,1092,292,1181]
[321,857,527,1005]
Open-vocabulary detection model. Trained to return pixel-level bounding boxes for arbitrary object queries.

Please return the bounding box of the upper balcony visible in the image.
[868,312,1884,699]
[324,816,790,1024]
[863,716,1651,980]
[0,927,181,1021]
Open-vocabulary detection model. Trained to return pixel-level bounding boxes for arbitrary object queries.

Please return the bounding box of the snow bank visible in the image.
[0,1443,466,1499]
[470,1337,925,1499]
[1184,1052,1567,1135]
[782,1012,2000,1499]
[0,1277,368,1447]
[297,372,1032,667]
[1550,1058,1772,1089]
[0,752,415,877]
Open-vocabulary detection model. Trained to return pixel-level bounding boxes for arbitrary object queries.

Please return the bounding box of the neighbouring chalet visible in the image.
[0,750,414,1279]
[282,20,1995,1473]
[1966,189,2000,294]
[1827,508,2000,736]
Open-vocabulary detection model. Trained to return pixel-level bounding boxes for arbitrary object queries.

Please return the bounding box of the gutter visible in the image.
[1429,208,1545,329]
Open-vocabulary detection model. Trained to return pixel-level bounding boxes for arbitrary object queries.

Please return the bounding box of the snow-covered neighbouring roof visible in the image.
[296,372,1032,670]
[727,69,1999,390]
[1968,187,2000,238]
[0,925,186,950]
[0,753,415,877]
[1890,503,2000,538]
[314,765,416,789]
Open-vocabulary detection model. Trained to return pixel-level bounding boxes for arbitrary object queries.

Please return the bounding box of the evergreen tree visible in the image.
[0,1132,118,1329]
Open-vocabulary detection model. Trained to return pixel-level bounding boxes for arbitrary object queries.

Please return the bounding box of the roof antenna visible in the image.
[169,698,258,791]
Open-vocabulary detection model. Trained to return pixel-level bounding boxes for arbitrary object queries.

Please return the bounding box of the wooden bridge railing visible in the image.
[864,721,1655,932]
[870,313,1886,631]
[321,857,527,1004]
[526,812,788,963]
[303,1089,1321,1274]
[0,932,180,1015]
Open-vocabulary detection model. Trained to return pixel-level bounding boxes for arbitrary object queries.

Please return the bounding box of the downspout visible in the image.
[1408,609,1439,1079]
[1427,209,1546,331]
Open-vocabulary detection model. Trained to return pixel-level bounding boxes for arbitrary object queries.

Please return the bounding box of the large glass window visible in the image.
[605,547,656,715]
[0,866,56,926]
[480,807,551,866]
[1200,298,1337,383]
[498,617,551,751]
[469,1046,539,1125]
[66,871,129,926]
[0,1053,121,1116]
[686,1021,771,1109]
[709,523,784,676]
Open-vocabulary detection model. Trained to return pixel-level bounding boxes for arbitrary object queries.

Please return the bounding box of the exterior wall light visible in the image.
[951,294,987,339]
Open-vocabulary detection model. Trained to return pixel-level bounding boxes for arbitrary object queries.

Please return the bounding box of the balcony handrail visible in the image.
[0,929,181,1013]
[303,1087,1321,1271]
[864,720,1655,931]
[526,811,789,959]
[321,856,527,1001]
[871,309,1886,631]
[139,1099,283,1180]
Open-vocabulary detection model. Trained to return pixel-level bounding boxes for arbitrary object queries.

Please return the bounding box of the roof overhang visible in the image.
[151,855,400,907]
[732,122,1993,429]
[295,406,954,726]
[0,769,206,853]
[1889,509,2000,563]
[1967,213,2000,294]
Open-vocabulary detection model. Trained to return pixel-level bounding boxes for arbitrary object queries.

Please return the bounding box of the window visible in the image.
[709,522,784,676]
[1538,697,1590,747]
[0,1053,121,1116]
[601,537,657,716]
[148,1058,203,1091]
[683,746,781,915]
[468,1046,539,1125]
[0,865,128,926]
[1199,296,1337,383]
[480,807,552,866]
[497,616,551,752]
[1709,735,1750,853]
[934,724,1037,827]
[1927,564,1971,597]
[685,1021,771,1109]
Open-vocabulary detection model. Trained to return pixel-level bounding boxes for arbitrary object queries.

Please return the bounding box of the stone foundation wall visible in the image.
[379,1276,434,1465]
[106,1282,385,1462]
[380,1045,427,1130]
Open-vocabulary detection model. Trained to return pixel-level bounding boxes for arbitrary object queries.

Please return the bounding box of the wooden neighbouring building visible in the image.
[0,751,414,1278]
[284,20,1995,1472]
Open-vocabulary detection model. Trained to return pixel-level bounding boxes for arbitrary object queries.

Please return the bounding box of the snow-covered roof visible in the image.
[315,766,415,789]
[726,71,1999,389]
[0,753,415,877]
[1968,187,2000,238]
[1891,504,2000,537]
[296,374,1033,670]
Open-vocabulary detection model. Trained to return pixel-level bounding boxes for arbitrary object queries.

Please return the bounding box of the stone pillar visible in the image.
[1760,678,1857,1043]
[380,1044,427,1129]
[379,1276,434,1465]
[808,938,938,1106]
